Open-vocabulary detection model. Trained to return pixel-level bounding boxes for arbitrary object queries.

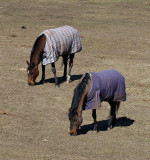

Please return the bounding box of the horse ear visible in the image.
[26,60,30,66]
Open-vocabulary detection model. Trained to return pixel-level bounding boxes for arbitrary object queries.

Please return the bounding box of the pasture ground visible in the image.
[0,0,150,159]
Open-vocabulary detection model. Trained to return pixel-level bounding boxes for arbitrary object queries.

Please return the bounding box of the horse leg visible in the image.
[63,55,68,81]
[39,64,45,84]
[67,53,74,83]
[92,109,98,132]
[51,63,59,88]
[108,101,120,130]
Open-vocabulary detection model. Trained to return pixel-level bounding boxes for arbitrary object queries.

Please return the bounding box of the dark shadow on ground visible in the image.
[77,117,135,135]
[35,74,83,85]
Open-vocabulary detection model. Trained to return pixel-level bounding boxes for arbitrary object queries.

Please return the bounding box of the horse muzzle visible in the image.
[69,129,77,136]
[28,80,35,86]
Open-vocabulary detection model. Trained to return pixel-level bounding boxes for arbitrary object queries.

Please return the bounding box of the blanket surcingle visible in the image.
[40,26,82,65]
[83,69,126,110]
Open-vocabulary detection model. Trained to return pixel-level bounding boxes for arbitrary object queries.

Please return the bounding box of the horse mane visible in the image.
[30,34,45,64]
[68,73,91,120]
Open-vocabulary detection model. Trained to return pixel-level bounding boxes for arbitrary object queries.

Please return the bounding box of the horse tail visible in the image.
[68,73,90,120]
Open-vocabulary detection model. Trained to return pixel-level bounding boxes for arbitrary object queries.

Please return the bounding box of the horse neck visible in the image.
[30,49,41,66]
[76,90,86,115]
[76,79,91,115]
[30,34,46,66]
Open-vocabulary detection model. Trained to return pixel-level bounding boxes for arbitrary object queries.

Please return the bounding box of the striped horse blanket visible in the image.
[83,69,126,110]
[40,26,82,65]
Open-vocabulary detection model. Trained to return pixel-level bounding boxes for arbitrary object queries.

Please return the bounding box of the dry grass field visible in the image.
[0,0,150,159]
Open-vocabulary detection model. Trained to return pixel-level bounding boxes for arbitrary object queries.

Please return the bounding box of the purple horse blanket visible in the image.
[39,26,82,65]
[83,69,126,110]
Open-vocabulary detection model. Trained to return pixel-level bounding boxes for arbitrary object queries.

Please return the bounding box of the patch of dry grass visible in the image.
[0,0,150,159]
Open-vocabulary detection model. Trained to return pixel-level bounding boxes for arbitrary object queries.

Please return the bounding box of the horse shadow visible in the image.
[78,117,135,135]
[35,74,83,85]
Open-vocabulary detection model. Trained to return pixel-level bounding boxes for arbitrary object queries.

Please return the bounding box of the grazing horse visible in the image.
[26,26,82,87]
[68,69,126,136]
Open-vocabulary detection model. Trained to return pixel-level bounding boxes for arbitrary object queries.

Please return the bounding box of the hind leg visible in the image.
[67,53,74,83]
[63,55,68,81]
[108,101,120,130]
[92,109,98,132]
[51,63,59,88]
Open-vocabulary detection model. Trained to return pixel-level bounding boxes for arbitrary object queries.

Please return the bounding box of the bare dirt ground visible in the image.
[0,0,150,159]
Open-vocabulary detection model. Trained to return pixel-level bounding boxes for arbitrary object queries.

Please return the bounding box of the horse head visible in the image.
[69,110,83,136]
[26,61,39,85]
[68,73,91,136]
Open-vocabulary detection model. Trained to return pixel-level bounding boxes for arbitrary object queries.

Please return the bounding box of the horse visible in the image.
[68,69,126,136]
[26,26,82,87]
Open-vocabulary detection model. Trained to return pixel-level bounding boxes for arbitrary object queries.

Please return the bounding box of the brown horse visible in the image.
[26,26,82,87]
[68,70,126,136]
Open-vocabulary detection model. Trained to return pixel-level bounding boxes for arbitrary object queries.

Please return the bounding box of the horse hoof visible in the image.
[67,75,70,83]
[93,130,98,134]
[93,128,98,133]
[107,126,112,131]
[93,125,98,133]
[39,80,44,84]
[67,80,70,83]
[55,84,59,88]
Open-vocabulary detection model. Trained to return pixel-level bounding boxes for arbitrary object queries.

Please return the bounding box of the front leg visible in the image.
[39,64,45,84]
[92,109,98,133]
[51,63,59,88]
